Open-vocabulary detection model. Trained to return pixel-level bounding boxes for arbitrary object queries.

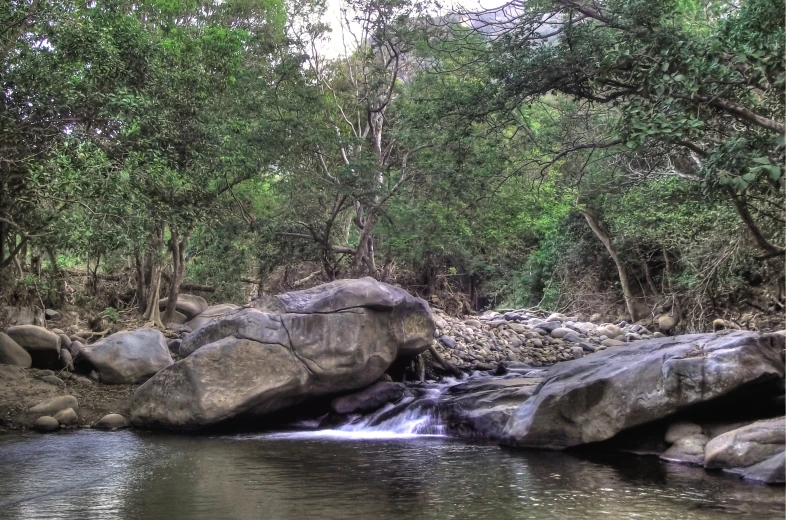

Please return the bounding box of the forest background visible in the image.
[1,0,783,332]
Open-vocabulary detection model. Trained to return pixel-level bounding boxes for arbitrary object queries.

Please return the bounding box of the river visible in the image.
[0,429,783,520]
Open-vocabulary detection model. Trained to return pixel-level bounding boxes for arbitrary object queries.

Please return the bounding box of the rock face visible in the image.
[131,278,434,430]
[704,417,785,470]
[78,328,173,384]
[0,332,32,368]
[502,332,785,450]
[5,325,60,369]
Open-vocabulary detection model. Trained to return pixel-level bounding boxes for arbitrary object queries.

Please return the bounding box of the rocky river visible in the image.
[0,278,784,518]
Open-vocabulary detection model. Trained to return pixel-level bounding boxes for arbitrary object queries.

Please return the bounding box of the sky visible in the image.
[319,0,511,57]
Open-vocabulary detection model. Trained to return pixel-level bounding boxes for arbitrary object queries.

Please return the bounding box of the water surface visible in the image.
[0,430,783,520]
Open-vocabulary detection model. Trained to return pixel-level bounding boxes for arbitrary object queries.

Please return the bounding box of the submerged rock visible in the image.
[78,329,173,384]
[501,332,785,450]
[131,278,434,430]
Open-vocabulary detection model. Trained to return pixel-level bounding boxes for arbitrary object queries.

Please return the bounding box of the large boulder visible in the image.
[502,332,785,450]
[3,306,45,327]
[0,331,32,368]
[131,278,434,430]
[158,294,208,320]
[704,417,785,470]
[78,328,173,384]
[183,304,241,333]
[6,325,60,369]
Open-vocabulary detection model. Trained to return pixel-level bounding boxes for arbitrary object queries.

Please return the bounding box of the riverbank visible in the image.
[1,279,784,487]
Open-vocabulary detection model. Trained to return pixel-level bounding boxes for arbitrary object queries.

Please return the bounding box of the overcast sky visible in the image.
[319,0,511,57]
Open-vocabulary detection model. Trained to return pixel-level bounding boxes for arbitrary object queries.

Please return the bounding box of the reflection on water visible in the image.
[0,430,782,520]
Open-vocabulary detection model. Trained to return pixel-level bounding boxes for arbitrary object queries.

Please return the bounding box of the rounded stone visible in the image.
[93,414,130,430]
[54,407,79,427]
[34,416,60,432]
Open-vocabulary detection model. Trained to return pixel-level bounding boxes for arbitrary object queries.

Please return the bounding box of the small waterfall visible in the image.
[339,386,447,435]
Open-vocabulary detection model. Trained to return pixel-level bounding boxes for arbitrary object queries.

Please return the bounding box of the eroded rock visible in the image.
[502,332,785,450]
[131,278,434,430]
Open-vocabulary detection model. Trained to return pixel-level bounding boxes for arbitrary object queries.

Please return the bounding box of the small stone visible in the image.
[34,416,60,432]
[74,376,93,385]
[550,328,572,339]
[88,370,101,382]
[439,335,457,349]
[464,319,482,328]
[571,347,584,360]
[93,414,130,430]
[41,375,65,387]
[563,332,582,343]
[601,338,626,347]
[54,407,79,427]
[45,309,62,321]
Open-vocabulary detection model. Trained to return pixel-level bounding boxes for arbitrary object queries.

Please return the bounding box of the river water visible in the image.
[0,429,783,520]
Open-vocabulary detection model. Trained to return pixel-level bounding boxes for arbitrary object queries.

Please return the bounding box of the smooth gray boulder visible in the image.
[5,325,60,369]
[502,332,784,450]
[183,304,241,332]
[79,328,173,384]
[54,407,79,427]
[704,417,784,469]
[34,416,60,432]
[0,331,32,367]
[331,382,407,414]
[159,294,208,320]
[131,278,434,430]
[93,414,130,430]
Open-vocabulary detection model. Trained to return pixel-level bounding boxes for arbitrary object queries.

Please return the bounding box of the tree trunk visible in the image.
[581,210,638,322]
[142,224,164,319]
[726,188,785,258]
[144,272,165,329]
[135,251,146,313]
[162,225,185,326]
[639,248,659,296]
